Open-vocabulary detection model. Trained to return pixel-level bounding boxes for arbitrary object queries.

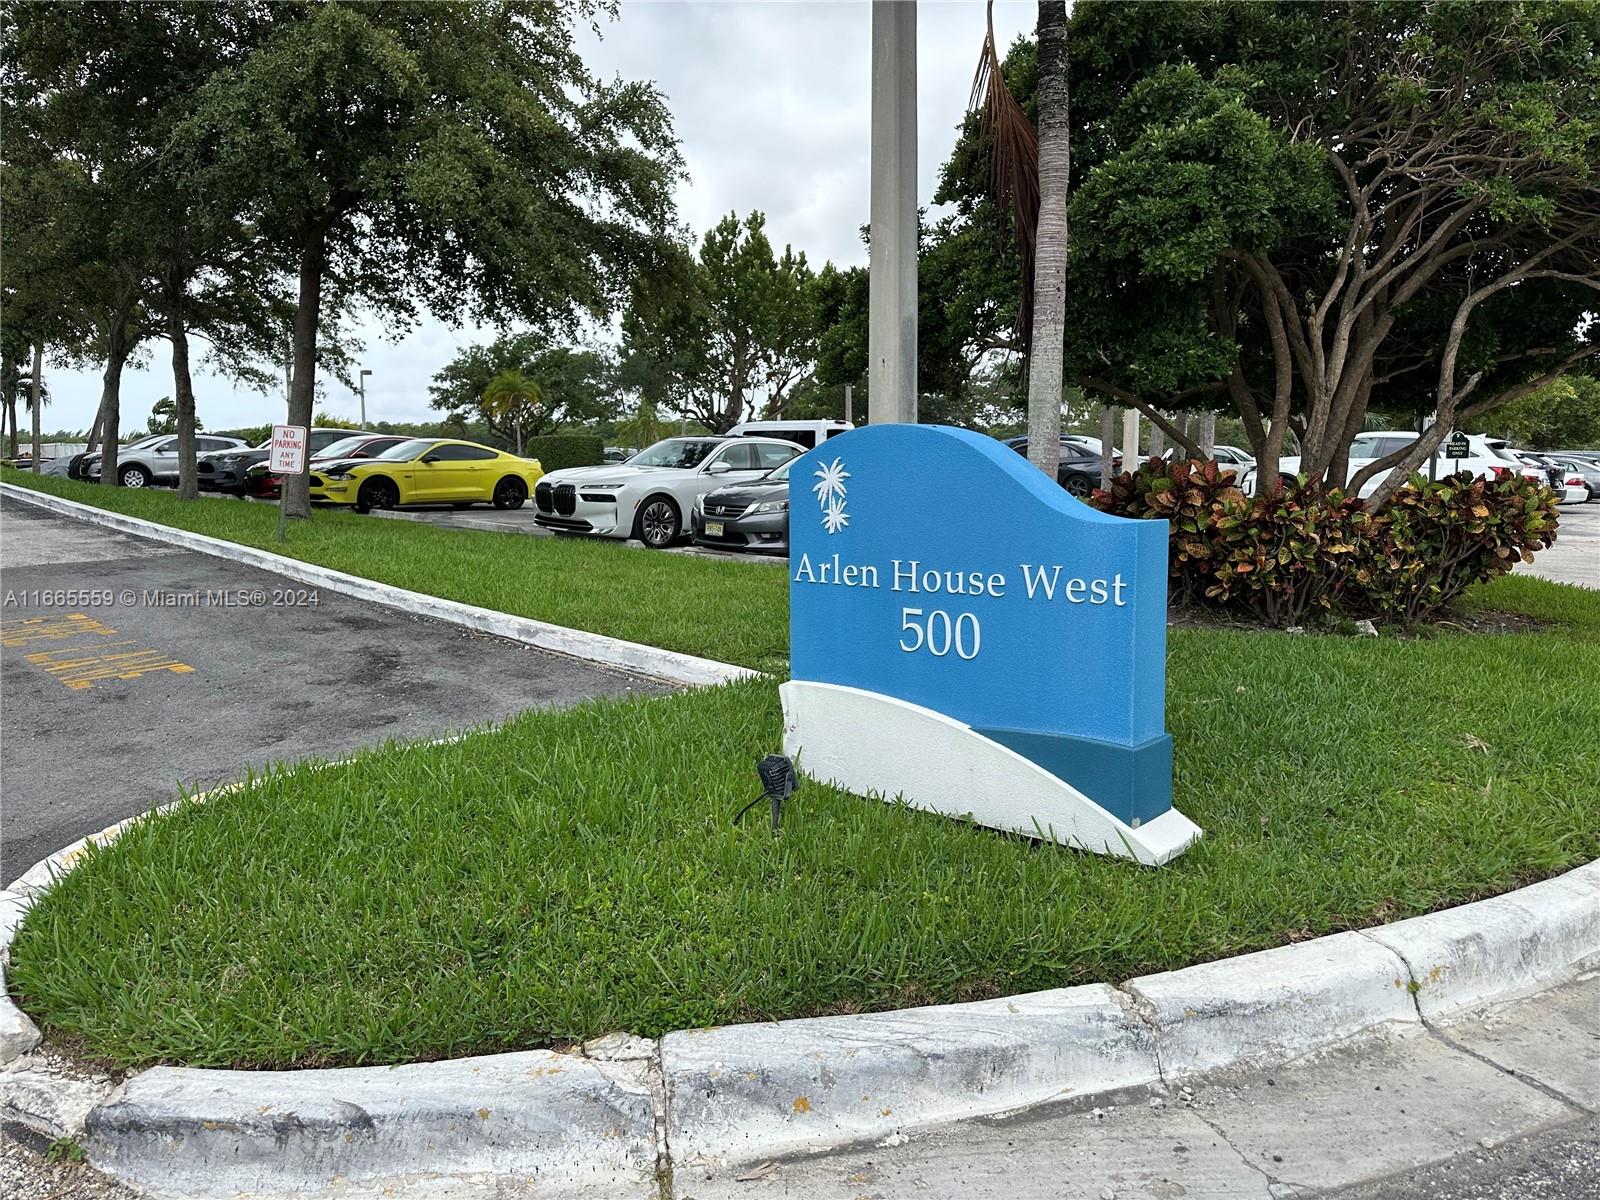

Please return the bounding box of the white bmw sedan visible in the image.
[533,436,803,548]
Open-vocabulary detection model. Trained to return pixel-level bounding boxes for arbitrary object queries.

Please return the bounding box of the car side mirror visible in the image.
[421,454,441,464]
[706,461,731,474]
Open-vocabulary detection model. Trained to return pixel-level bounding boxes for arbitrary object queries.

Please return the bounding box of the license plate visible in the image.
[705,521,724,537]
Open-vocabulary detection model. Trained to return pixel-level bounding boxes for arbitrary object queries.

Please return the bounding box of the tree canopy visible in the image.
[430,335,618,443]
[620,211,817,431]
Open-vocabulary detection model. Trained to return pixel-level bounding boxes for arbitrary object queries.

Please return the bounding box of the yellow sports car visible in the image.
[310,438,544,513]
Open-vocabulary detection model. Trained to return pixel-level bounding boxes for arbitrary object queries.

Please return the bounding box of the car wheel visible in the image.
[355,477,399,514]
[118,464,148,488]
[492,476,527,510]
[635,495,681,548]
[1064,474,1093,498]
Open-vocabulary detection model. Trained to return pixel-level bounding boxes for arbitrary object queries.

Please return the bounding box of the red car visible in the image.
[245,434,411,499]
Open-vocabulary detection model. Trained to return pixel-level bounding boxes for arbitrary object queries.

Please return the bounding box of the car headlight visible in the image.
[584,483,624,491]
[749,499,788,515]
[325,471,355,481]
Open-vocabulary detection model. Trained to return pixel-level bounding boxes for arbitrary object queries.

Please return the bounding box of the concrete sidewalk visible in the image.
[1519,501,1599,590]
[675,972,1599,1199]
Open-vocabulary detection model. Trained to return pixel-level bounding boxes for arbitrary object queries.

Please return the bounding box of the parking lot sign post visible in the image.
[269,424,308,543]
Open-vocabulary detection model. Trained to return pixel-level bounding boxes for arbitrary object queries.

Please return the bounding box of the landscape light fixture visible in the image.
[733,754,799,836]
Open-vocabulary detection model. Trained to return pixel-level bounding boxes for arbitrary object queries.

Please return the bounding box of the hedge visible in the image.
[524,433,604,474]
[1090,458,1560,626]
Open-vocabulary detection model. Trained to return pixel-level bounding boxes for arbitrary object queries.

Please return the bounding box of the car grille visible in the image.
[705,500,747,518]
[308,475,325,487]
[197,461,214,475]
[554,483,576,515]
[534,480,553,513]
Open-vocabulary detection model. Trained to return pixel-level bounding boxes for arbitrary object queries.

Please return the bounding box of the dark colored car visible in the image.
[200,428,377,495]
[1007,437,1120,497]
[244,434,411,499]
[691,457,793,555]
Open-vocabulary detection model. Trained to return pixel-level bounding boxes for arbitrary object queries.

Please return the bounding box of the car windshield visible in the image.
[628,438,721,469]
[314,436,370,459]
[375,438,439,462]
[765,459,793,482]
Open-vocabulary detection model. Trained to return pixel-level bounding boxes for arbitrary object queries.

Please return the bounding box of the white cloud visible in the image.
[37,0,1034,435]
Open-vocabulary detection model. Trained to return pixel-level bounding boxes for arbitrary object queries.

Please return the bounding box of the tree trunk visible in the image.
[1024,0,1069,484]
[85,400,105,455]
[1098,403,1115,487]
[1147,416,1166,460]
[99,325,130,486]
[29,342,43,472]
[281,227,326,519]
[1198,411,1216,457]
[1,354,17,459]
[168,295,200,500]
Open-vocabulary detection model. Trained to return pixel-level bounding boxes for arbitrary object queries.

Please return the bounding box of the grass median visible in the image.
[8,574,1598,1069]
[0,469,789,673]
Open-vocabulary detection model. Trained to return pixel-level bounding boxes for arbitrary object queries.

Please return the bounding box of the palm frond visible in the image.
[968,0,1040,356]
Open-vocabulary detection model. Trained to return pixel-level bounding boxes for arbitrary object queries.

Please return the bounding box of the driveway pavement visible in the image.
[0,499,668,881]
[1519,499,1599,590]
[367,503,787,565]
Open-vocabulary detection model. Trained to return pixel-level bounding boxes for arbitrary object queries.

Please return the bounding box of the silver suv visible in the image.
[86,434,249,488]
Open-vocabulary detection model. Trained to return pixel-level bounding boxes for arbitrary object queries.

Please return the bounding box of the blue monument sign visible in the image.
[782,424,1201,865]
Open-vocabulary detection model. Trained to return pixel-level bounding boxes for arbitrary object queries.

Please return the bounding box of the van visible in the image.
[726,419,853,450]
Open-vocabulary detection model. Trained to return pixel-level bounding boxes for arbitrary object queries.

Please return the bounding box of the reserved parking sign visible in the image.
[269,425,308,475]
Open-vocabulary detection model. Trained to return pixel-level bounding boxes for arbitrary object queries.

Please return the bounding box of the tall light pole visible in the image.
[358,368,372,428]
[868,0,917,425]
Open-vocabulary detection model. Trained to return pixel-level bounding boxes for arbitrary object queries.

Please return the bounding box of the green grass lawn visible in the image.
[0,469,789,673]
[9,574,1598,1070]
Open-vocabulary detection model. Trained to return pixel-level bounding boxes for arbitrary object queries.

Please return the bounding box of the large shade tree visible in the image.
[620,211,817,431]
[177,0,681,517]
[430,334,618,444]
[929,1,1600,507]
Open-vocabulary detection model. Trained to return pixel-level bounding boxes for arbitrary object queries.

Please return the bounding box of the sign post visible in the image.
[269,424,307,544]
[781,425,1201,865]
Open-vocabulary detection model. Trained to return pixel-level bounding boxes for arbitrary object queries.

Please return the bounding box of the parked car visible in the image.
[691,457,793,554]
[85,433,249,488]
[603,446,639,463]
[534,435,803,548]
[244,434,411,499]
[309,438,543,512]
[1005,437,1121,497]
[1251,431,1531,496]
[198,427,374,495]
[1545,457,1598,502]
[726,419,852,450]
[1209,444,1256,475]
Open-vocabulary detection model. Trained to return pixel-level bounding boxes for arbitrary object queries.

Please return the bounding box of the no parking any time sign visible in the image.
[269,424,308,475]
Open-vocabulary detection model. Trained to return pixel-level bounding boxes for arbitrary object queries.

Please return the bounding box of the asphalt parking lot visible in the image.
[1517,498,1600,590]
[0,498,669,882]
[367,503,787,564]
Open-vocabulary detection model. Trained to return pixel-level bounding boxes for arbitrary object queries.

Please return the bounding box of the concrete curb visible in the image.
[0,481,758,688]
[661,983,1159,1167]
[86,1052,658,1200]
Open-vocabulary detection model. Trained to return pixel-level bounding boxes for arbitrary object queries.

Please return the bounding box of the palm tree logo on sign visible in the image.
[813,457,850,534]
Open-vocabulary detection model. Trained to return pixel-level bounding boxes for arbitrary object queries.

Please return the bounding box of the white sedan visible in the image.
[533,436,803,547]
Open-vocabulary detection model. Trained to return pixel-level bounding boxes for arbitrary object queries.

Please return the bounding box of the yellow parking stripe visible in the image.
[3,613,193,690]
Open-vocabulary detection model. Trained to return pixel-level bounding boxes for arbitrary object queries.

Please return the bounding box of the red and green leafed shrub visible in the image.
[1091,459,1559,627]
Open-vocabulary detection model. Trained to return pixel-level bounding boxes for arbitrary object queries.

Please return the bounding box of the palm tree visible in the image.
[482,368,543,454]
[970,1,1070,485]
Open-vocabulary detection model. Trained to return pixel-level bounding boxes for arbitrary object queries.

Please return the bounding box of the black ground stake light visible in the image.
[734,754,799,835]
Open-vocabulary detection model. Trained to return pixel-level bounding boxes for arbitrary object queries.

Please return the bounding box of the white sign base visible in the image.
[780,680,1202,866]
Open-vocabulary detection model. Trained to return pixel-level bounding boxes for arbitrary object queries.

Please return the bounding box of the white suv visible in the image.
[85,434,249,488]
[1248,431,1529,497]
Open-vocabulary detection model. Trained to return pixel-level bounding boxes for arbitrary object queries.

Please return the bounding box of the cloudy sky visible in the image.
[44,0,1035,435]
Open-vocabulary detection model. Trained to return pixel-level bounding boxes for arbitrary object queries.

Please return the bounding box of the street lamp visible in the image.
[358,369,372,427]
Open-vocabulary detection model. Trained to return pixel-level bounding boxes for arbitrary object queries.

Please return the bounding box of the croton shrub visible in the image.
[1089,458,1559,626]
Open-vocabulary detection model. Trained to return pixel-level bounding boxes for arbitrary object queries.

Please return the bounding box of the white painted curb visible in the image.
[1361,863,1600,1020]
[1124,930,1419,1078]
[662,982,1159,1167]
[0,481,757,688]
[86,1052,658,1200]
